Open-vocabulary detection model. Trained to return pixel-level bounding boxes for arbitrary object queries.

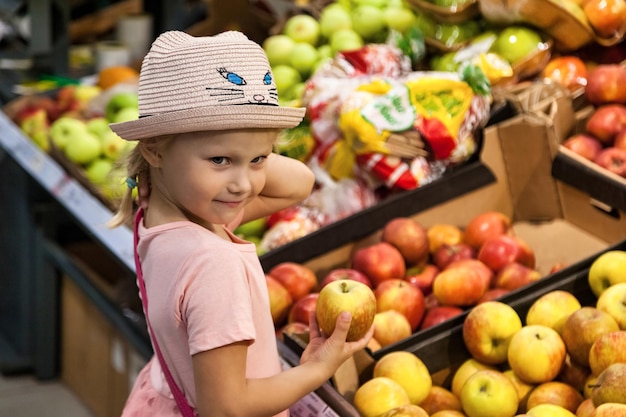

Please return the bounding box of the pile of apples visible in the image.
[561,63,626,178]
[347,248,626,417]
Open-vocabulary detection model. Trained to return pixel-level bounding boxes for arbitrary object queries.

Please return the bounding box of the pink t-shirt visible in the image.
[121,215,288,417]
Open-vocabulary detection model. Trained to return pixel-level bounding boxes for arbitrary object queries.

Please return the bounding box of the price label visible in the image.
[289,392,340,417]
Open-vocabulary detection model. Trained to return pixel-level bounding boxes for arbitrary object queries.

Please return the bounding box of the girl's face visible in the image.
[154,129,277,226]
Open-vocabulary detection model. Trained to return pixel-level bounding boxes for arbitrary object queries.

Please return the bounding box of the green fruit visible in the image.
[284,14,320,45]
[105,92,138,122]
[85,158,114,185]
[263,35,296,66]
[272,65,302,97]
[383,6,417,34]
[489,26,543,65]
[234,217,268,238]
[319,4,353,39]
[50,116,89,151]
[113,107,139,123]
[289,42,320,77]
[351,5,388,40]
[330,29,364,55]
[64,131,102,165]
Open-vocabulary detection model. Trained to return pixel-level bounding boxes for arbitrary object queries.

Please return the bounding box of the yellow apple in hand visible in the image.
[354,377,410,417]
[460,369,519,417]
[588,250,626,297]
[596,282,626,329]
[525,290,581,334]
[373,351,432,405]
[508,325,567,384]
[462,301,523,365]
[451,358,499,399]
[526,404,576,417]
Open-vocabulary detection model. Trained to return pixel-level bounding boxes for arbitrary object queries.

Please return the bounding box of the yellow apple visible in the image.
[451,358,499,399]
[596,283,626,330]
[525,290,582,334]
[462,301,523,365]
[503,369,535,412]
[354,376,411,417]
[527,404,576,417]
[419,385,463,415]
[560,307,619,367]
[373,351,432,405]
[379,404,429,417]
[431,411,466,417]
[557,354,592,393]
[588,330,626,376]
[590,363,626,407]
[584,375,598,399]
[525,381,584,414]
[588,250,626,297]
[590,402,626,417]
[460,369,519,417]
[372,310,413,348]
[508,325,567,384]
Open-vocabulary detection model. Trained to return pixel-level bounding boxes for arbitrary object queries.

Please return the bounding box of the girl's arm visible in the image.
[192,313,372,417]
[241,153,315,225]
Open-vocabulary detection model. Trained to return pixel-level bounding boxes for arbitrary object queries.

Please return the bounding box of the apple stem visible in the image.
[341,281,349,293]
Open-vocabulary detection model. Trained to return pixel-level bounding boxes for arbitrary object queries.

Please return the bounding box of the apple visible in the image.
[283,14,320,45]
[419,305,464,330]
[288,42,320,77]
[541,56,589,92]
[85,117,111,139]
[614,129,626,151]
[590,403,626,417]
[460,370,520,417]
[494,262,542,291]
[562,134,604,161]
[477,288,511,304]
[583,0,626,38]
[584,374,598,399]
[489,26,544,65]
[271,65,302,98]
[588,330,626,376]
[526,381,584,414]
[64,130,102,165]
[508,324,567,384]
[526,290,582,334]
[372,310,413,348]
[381,217,430,266]
[100,130,128,160]
[557,354,591,393]
[383,6,416,34]
[430,411,465,417]
[265,275,293,326]
[373,351,432,405]
[287,292,319,325]
[584,64,626,106]
[320,268,372,289]
[319,3,353,39]
[351,242,406,287]
[49,116,89,151]
[433,262,489,307]
[234,217,268,239]
[433,243,476,270]
[262,34,296,66]
[113,106,139,123]
[85,158,114,185]
[315,279,376,341]
[427,224,464,254]
[375,279,425,331]
[404,264,439,296]
[268,262,317,302]
[463,211,513,250]
[576,398,596,417]
[560,307,619,367]
[277,321,309,342]
[477,235,536,272]
[419,385,463,415]
[351,5,387,41]
[451,357,499,399]
[503,369,535,411]
[526,404,576,417]
[463,301,523,365]
[596,282,626,329]
[19,107,50,151]
[353,377,411,417]
[585,104,626,144]
[588,250,626,297]
[105,92,138,122]
[379,405,429,417]
[329,28,364,55]
[447,259,495,288]
[594,147,626,177]
[590,362,626,406]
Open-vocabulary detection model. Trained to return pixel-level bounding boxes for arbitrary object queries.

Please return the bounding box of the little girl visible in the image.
[108,30,373,417]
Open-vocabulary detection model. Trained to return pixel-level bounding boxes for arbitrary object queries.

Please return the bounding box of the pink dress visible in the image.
[121,215,288,417]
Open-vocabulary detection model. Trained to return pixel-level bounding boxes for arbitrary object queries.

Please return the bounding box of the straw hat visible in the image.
[109,31,306,141]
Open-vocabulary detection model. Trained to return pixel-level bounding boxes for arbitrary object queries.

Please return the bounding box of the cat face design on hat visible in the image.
[211,66,277,105]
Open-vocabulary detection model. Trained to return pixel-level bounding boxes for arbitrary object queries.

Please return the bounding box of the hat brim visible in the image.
[109,104,306,140]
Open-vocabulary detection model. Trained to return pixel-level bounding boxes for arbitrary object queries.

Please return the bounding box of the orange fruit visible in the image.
[97,66,139,90]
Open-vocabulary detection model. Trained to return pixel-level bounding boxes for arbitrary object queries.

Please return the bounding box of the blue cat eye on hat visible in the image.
[109,31,306,141]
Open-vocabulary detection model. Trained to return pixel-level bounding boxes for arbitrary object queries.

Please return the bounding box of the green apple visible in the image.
[64,130,102,165]
[383,6,417,34]
[489,26,543,65]
[234,217,268,238]
[319,3,353,39]
[100,130,128,160]
[588,250,626,297]
[105,92,138,122]
[271,65,302,97]
[86,117,111,139]
[262,34,296,66]
[85,158,114,185]
[289,42,320,77]
[460,370,519,417]
[113,107,139,123]
[317,44,333,61]
[353,0,388,8]
[351,5,387,40]
[283,14,320,45]
[284,82,307,102]
[330,28,364,55]
[50,116,89,151]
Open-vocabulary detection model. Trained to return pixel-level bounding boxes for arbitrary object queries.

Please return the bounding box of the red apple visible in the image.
[419,306,464,330]
[375,278,426,331]
[265,275,293,326]
[432,262,489,307]
[463,211,513,250]
[432,243,476,270]
[405,264,440,296]
[268,262,318,302]
[477,235,536,273]
[315,279,376,342]
[351,242,406,287]
[542,55,589,92]
[494,262,542,291]
[287,292,319,325]
[585,64,626,106]
[562,133,604,161]
[476,288,510,304]
[446,259,494,289]
[585,104,626,144]
[276,321,309,342]
[381,217,430,266]
[320,268,373,289]
[614,129,626,150]
[594,147,626,177]
[424,293,439,310]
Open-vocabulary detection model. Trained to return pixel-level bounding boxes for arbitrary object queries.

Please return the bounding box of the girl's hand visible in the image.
[300,310,374,377]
